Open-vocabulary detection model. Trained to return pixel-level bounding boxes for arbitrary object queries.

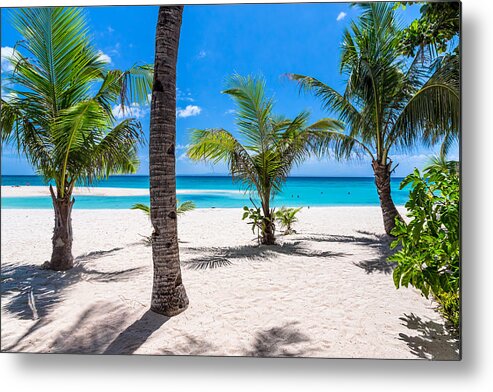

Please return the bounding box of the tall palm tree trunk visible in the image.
[149,5,189,316]
[372,160,402,235]
[48,185,74,270]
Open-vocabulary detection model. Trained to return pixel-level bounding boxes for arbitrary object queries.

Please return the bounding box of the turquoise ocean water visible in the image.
[1,175,410,209]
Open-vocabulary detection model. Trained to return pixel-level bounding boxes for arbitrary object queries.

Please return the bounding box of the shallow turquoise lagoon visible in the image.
[1,176,410,209]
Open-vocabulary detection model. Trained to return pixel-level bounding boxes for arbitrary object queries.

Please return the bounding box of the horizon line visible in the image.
[1,174,406,179]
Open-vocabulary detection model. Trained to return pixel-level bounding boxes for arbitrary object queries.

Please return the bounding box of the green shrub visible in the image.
[242,205,275,244]
[436,291,460,327]
[275,207,302,235]
[389,159,460,327]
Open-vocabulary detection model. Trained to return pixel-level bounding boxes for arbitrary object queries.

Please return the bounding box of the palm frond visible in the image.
[131,203,150,215]
[132,200,195,218]
[1,98,55,180]
[187,128,260,193]
[389,61,460,151]
[77,118,144,185]
[176,200,196,215]
[1,7,150,194]
[10,8,103,115]
[119,64,154,109]
[288,73,365,136]
[222,74,274,152]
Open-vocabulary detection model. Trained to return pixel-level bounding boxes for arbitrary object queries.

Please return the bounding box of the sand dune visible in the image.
[0,207,459,359]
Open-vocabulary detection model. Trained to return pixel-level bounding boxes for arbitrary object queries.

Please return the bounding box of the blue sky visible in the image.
[1,3,458,177]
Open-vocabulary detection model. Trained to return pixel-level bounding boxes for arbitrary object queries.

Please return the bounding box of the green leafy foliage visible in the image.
[176,200,196,215]
[242,205,275,244]
[389,159,459,326]
[275,207,302,235]
[396,2,460,57]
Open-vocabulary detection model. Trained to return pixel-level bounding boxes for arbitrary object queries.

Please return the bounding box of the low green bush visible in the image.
[275,207,302,235]
[389,159,460,327]
[242,205,275,244]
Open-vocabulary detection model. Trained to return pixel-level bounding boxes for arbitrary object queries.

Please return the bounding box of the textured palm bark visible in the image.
[261,216,276,245]
[149,6,189,316]
[372,160,403,236]
[261,201,276,245]
[48,185,74,271]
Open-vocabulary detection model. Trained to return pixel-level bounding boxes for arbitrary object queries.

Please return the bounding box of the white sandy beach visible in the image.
[0,205,459,359]
[1,186,242,197]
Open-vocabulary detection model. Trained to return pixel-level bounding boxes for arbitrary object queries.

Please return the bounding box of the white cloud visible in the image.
[97,50,112,64]
[336,12,347,22]
[108,42,121,57]
[176,87,195,102]
[1,46,17,73]
[112,102,147,120]
[176,144,190,151]
[176,105,202,118]
[224,109,236,115]
[177,152,189,161]
[197,50,207,59]
[107,26,115,33]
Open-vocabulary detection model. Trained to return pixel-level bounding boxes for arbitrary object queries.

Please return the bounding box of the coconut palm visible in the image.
[289,3,459,235]
[187,74,343,245]
[149,5,189,316]
[1,8,152,270]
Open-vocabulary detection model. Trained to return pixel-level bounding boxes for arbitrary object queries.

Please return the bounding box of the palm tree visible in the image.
[1,8,152,270]
[187,74,343,245]
[289,3,459,235]
[149,5,189,316]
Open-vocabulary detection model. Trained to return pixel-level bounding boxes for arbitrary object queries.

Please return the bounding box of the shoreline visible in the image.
[0,206,396,211]
[1,185,406,209]
[1,185,242,197]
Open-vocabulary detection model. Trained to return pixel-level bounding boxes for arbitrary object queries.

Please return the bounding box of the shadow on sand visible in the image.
[398,313,460,360]
[182,240,349,270]
[104,310,169,354]
[296,230,397,275]
[159,335,219,356]
[244,322,311,357]
[1,246,144,352]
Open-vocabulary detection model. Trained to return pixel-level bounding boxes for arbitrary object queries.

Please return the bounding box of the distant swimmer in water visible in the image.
[348,192,351,195]
[297,195,299,198]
